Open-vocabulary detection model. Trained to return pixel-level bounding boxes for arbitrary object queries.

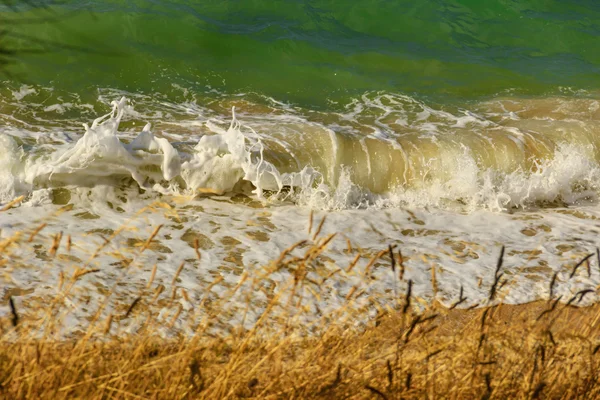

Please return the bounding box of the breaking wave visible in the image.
[2,93,600,212]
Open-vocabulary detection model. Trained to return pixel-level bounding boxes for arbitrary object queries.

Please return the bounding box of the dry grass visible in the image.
[3,294,600,399]
[1,209,600,399]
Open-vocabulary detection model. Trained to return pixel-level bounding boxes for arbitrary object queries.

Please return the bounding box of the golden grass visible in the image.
[3,298,600,398]
[1,209,600,398]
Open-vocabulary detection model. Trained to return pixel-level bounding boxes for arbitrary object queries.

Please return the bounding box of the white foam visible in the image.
[0,134,27,203]
[377,143,600,212]
[12,85,37,101]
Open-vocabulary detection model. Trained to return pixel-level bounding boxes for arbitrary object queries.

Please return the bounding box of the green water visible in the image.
[3,0,600,108]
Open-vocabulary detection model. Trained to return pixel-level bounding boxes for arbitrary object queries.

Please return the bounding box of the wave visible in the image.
[1,93,600,212]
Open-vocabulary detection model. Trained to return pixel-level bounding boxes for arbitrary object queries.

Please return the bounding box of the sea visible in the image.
[1,0,600,335]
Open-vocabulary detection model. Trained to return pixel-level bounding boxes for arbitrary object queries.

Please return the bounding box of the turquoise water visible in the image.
[3,0,600,107]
